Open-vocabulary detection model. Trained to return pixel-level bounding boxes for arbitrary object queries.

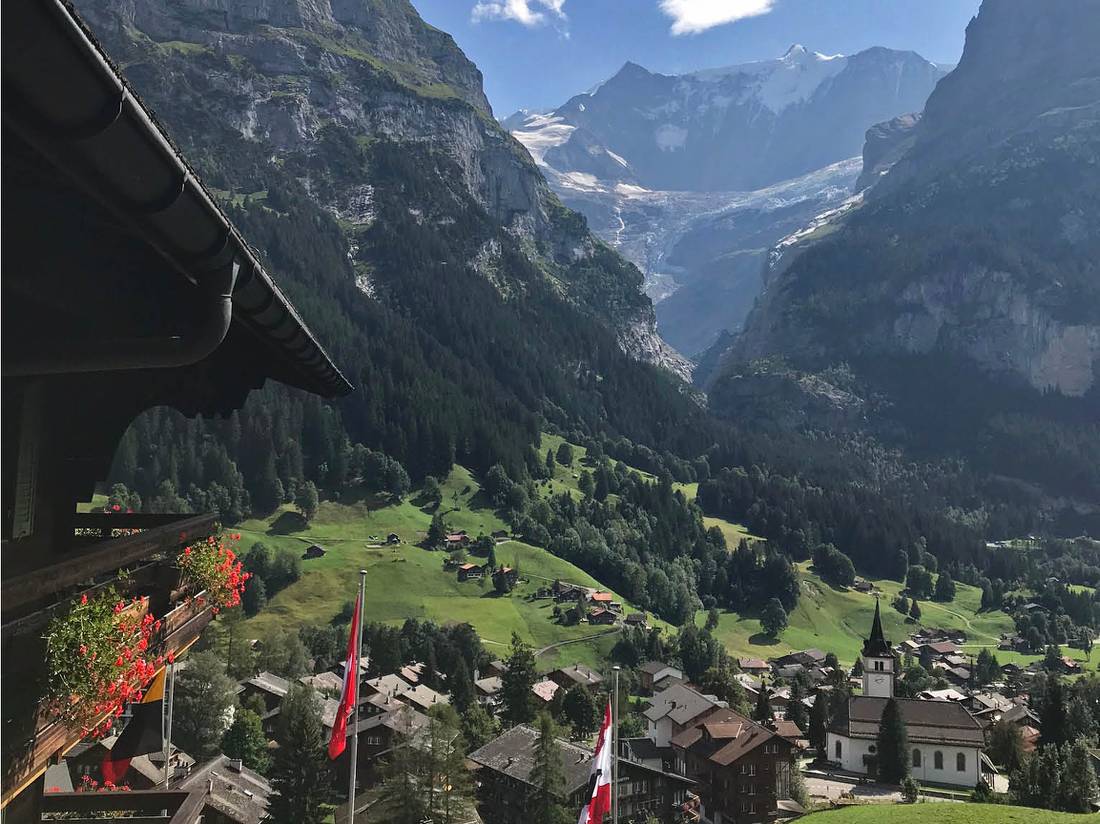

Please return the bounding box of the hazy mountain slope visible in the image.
[509,45,944,357]
[711,0,1100,517]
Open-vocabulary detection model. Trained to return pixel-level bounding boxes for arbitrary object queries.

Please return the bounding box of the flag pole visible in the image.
[162,661,176,788]
[347,569,367,824]
[612,665,620,824]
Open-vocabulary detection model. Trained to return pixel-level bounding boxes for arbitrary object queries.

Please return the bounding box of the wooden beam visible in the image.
[2,513,217,615]
[166,788,207,824]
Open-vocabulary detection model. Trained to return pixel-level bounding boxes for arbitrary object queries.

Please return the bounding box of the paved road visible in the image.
[805,774,957,804]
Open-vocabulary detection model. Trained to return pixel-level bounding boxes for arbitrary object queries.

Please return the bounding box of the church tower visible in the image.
[861,598,896,698]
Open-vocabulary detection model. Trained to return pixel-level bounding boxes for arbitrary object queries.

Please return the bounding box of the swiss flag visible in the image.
[328,593,362,760]
[577,701,612,824]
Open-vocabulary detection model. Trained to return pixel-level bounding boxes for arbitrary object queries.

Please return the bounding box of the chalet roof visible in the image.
[364,674,412,697]
[590,591,614,602]
[245,672,291,698]
[644,684,719,726]
[475,676,504,695]
[922,641,960,655]
[830,697,985,747]
[671,707,785,767]
[640,660,675,675]
[469,725,592,796]
[773,719,805,742]
[552,663,604,686]
[299,672,343,694]
[4,0,350,397]
[532,679,561,703]
[621,737,668,762]
[738,658,768,670]
[356,705,431,739]
[399,684,449,712]
[178,755,272,824]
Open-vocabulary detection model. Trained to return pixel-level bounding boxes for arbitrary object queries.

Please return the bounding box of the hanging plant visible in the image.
[176,533,249,614]
[43,583,165,739]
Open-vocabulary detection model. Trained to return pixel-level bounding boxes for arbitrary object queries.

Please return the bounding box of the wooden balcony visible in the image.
[38,788,208,824]
[1,513,219,810]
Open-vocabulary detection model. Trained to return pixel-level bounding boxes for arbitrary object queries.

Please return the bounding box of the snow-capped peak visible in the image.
[782,44,808,60]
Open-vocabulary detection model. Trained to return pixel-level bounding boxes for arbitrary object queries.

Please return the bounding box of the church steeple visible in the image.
[862,597,893,658]
[861,597,896,697]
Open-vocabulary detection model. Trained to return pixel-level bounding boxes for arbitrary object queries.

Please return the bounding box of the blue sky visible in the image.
[411,0,982,116]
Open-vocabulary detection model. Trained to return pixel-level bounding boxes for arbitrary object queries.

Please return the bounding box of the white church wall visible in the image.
[827,731,981,788]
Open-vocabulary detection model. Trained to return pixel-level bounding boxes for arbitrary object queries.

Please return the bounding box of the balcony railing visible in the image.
[2,513,219,810]
[40,788,208,823]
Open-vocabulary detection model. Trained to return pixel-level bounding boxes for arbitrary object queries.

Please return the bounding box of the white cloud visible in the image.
[472,0,567,27]
[659,0,775,35]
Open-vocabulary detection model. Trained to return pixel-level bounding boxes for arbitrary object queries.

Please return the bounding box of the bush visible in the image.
[901,776,919,803]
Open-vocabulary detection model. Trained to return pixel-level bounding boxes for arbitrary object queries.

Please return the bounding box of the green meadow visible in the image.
[803,803,1100,823]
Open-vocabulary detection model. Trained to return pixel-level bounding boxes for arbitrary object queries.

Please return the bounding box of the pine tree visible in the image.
[988,719,1024,772]
[909,599,921,621]
[754,682,773,723]
[808,694,828,753]
[295,480,319,521]
[221,709,271,773]
[1040,675,1068,748]
[1060,740,1099,813]
[501,632,537,726]
[545,449,555,476]
[761,598,788,638]
[377,709,430,824]
[460,702,498,750]
[268,685,331,824]
[530,713,570,824]
[449,659,476,715]
[172,651,236,759]
[877,699,909,784]
[787,680,807,731]
[561,685,599,740]
[427,512,448,549]
[933,570,956,602]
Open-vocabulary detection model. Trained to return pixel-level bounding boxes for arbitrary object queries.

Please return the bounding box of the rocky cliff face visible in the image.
[75,0,689,379]
[712,0,1100,505]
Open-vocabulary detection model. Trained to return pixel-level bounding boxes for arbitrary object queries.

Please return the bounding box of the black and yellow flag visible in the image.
[101,668,166,784]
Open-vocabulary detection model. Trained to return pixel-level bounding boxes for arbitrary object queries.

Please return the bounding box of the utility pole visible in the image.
[347,569,367,824]
[612,665,620,824]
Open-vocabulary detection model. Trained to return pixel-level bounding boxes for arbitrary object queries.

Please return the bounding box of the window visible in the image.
[748,783,756,796]
[874,660,884,671]
[934,751,943,770]
[912,749,922,768]
[868,745,877,754]
[835,740,842,759]
[957,753,966,772]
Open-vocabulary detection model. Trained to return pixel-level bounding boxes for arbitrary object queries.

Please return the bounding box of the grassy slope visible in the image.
[803,804,1099,823]
[700,561,1091,669]
[235,466,642,671]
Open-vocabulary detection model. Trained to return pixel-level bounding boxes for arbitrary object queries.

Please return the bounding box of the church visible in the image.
[826,600,987,788]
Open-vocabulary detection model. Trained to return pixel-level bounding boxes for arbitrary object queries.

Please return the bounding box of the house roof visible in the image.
[399,684,449,712]
[671,707,786,767]
[640,660,674,675]
[245,672,291,698]
[622,737,669,762]
[475,676,503,695]
[923,641,960,655]
[590,591,613,602]
[364,674,412,697]
[469,725,593,796]
[920,688,967,702]
[178,755,272,824]
[738,658,768,670]
[532,679,561,703]
[773,719,806,743]
[830,697,985,747]
[552,663,604,686]
[643,684,719,726]
[300,672,343,694]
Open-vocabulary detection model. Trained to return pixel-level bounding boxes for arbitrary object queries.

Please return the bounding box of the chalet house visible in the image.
[625,612,650,630]
[588,607,617,625]
[919,641,960,668]
[457,562,485,581]
[446,531,471,547]
[398,684,450,714]
[238,672,292,733]
[549,663,604,690]
[644,684,722,748]
[737,659,770,678]
[362,673,413,700]
[532,678,561,704]
[552,580,585,601]
[484,659,509,678]
[386,532,401,545]
[492,566,519,588]
[177,754,272,824]
[324,702,431,790]
[475,675,504,707]
[302,544,327,560]
[2,1,349,816]
[671,708,798,824]
[772,649,826,669]
[773,720,809,752]
[470,725,693,824]
[64,740,194,790]
[640,661,685,694]
[300,671,344,696]
[853,580,874,593]
[826,602,985,789]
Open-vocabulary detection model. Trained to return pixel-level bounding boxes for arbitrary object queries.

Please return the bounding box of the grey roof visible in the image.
[644,684,719,726]
[552,663,604,686]
[830,697,985,747]
[640,660,675,675]
[469,725,593,796]
[475,675,504,695]
[364,673,412,697]
[178,755,272,824]
[300,672,343,694]
[622,737,669,762]
[245,672,291,697]
[399,683,450,712]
